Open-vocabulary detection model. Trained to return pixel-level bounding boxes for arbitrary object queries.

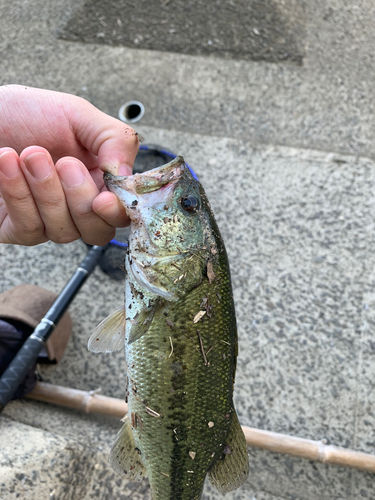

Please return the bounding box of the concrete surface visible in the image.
[1,0,375,160]
[1,0,375,499]
[59,0,306,64]
[2,128,375,499]
[0,416,151,500]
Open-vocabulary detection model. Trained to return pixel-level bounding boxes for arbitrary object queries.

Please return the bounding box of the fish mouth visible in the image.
[103,156,185,223]
[103,156,185,198]
[103,156,186,223]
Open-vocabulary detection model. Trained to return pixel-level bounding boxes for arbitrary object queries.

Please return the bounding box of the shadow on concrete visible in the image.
[59,0,306,65]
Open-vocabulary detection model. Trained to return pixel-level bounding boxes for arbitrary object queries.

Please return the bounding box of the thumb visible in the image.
[66,95,140,176]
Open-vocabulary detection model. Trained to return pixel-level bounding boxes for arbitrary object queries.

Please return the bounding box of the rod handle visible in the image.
[0,335,43,410]
[79,245,108,274]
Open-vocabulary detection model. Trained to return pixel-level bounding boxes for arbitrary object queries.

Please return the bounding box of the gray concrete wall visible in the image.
[1,1,375,499]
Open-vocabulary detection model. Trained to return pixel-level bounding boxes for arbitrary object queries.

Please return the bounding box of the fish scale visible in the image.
[127,259,235,500]
[88,156,249,500]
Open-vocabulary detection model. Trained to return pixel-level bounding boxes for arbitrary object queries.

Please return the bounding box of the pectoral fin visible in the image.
[110,416,147,481]
[88,307,126,353]
[209,411,249,493]
[130,260,177,301]
[128,302,159,344]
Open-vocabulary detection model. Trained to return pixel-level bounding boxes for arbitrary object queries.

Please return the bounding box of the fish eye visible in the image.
[180,195,199,212]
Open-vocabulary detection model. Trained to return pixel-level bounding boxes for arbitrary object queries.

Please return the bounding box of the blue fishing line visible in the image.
[110,145,198,248]
[110,239,128,248]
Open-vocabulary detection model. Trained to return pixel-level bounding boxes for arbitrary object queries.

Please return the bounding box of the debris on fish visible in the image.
[88,156,249,500]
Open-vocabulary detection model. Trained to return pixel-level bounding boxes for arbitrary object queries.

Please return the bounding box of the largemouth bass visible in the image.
[88,156,249,500]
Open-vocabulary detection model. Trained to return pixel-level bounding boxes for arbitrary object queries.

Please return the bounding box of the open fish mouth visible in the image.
[103,156,185,207]
[103,156,187,242]
[103,156,186,223]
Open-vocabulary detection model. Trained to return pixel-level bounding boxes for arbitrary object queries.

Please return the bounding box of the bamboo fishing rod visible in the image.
[25,382,375,474]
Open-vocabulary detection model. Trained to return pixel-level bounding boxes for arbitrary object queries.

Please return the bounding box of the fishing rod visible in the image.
[0,244,107,411]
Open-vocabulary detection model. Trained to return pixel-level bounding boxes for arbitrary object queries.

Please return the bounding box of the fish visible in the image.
[88,156,249,500]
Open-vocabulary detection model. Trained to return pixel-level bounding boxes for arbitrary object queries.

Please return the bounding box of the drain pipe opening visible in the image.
[118,100,145,124]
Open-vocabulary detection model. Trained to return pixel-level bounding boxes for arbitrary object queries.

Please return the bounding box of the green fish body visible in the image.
[89,157,249,500]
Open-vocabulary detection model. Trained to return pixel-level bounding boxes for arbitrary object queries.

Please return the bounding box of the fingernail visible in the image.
[24,152,52,180]
[0,152,20,179]
[58,162,84,187]
[118,164,132,176]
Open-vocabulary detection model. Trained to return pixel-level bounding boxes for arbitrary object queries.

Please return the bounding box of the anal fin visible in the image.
[209,411,249,494]
[88,307,125,353]
[110,416,147,481]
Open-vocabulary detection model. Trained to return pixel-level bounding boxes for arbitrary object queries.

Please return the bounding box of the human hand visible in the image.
[0,85,140,246]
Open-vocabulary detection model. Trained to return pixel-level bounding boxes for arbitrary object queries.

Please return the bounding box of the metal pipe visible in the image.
[118,100,145,124]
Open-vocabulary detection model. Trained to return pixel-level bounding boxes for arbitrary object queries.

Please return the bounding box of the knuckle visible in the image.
[8,189,34,204]
[23,235,47,246]
[49,233,79,244]
[38,196,63,210]
[22,218,45,239]
[25,223,45,237]
[46,225,81,244]
[19,229,47,246]
[71,200,93,219]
